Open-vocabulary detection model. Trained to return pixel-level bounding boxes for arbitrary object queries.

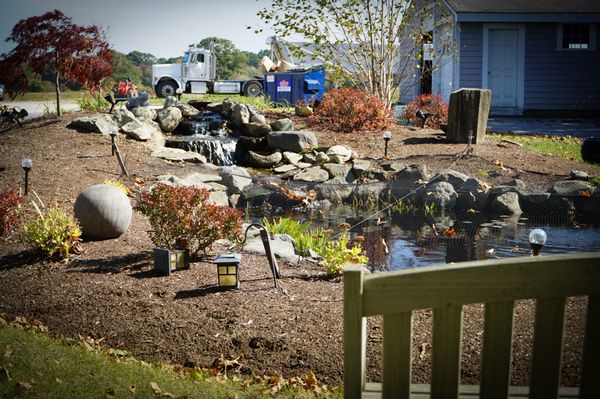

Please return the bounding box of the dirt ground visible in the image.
[0,111,598,387]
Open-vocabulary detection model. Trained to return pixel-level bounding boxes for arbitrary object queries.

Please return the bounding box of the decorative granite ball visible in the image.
[74,184,132,240]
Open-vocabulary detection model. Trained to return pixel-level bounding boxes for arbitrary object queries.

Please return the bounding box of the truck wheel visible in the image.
[242,81,262,97]
[156,80,178,98]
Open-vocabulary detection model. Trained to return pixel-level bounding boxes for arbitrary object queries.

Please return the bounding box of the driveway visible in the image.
[487,117,600,138]
[1,100,80,119]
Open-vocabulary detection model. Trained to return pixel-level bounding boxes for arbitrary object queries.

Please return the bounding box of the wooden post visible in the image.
[344,264,367,399]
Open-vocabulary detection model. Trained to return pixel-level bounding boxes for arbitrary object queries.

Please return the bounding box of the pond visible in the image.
[250,203,600,271]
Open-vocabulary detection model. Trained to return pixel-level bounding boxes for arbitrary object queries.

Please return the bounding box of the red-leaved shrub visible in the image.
[402,94,448,129]
[134,184,243,256]
[0,189,24,239]
[309,88,393,132]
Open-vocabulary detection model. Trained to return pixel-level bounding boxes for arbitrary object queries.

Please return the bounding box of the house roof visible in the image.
[445,0,600,13]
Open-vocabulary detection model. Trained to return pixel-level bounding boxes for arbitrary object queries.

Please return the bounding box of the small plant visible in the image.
[320,230,368,276]
[21,196,81,259]
[104,179,131,196]
[309,87,393,132]
[0,189,24,239]
[592,176,600,187]
[135,184,243,256]
[424,202,437,218]
[402,94,448,129]
[78,93,109,112]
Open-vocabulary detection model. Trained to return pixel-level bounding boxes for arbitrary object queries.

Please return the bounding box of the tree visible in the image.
[111,51,143,87]
[0,10,112,115]
[257,0,454,107]
[126,51,157,66]
[197,37,246,80]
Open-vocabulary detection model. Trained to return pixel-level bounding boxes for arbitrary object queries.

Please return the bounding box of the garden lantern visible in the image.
[215,253,242,289]
[21,157,32,195]
[529,228,547,256]
[383,131,392,158]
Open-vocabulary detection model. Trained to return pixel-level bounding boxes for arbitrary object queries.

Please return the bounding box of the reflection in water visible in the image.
[251,204,600,271]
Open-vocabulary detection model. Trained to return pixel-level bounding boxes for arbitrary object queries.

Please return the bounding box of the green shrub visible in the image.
[0,189,24,239]
[309,88,393,132]
[77,93,109,112]
[401,94,448,129]
[21,198,81,259]
[135,184,243,256]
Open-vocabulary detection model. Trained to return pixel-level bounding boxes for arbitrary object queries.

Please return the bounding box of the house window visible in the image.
[559,24,595,50]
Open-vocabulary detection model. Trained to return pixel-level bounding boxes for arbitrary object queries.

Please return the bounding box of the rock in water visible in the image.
[157,107,183,132]
[74,184,132,240]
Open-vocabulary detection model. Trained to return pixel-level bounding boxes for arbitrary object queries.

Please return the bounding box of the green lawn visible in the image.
[489,133,585,163]
[0,322,339,399]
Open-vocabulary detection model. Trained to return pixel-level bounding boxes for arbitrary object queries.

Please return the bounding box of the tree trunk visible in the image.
[55,72,61,116]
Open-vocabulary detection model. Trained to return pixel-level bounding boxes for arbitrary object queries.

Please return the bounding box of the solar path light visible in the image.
[529,228,547,256]
[21,157,32,195]
[383,131,392,158]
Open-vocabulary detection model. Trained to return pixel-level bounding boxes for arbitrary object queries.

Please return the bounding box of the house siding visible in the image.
[524,23,600,110]
[458,23,483,88]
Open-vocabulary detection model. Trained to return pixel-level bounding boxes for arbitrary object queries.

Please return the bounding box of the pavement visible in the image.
[2,101,80,119]
[487,117,600,138]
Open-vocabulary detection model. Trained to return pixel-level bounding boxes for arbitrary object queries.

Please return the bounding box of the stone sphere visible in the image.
[74,184,132,240]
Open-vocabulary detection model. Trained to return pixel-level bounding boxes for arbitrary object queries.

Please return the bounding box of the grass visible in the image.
[0,321,340,399]
[490,133,584,163]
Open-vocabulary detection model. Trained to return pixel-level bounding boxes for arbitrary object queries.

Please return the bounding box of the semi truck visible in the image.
[152,46,264,98]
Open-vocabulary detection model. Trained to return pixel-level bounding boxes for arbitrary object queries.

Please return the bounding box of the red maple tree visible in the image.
[0,10,112,115]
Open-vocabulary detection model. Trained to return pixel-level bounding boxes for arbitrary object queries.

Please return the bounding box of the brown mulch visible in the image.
[0,112,598,387]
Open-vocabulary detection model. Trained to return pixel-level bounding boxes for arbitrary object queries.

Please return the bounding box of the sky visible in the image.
[0,0,275,59]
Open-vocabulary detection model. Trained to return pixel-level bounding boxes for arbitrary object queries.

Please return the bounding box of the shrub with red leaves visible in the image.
[402,94,448,129]
[134,184,243,256]
[0,189,24,239]
[309,88,393,132]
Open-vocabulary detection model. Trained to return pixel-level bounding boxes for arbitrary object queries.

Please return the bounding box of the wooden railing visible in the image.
[343,253,600,399]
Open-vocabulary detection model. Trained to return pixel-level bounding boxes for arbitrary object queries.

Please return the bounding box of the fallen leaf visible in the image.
[466,208,479,214]
[418,343,429,359]
[579,190,591,198]
[17,381,33,390]
[443,227,456,238]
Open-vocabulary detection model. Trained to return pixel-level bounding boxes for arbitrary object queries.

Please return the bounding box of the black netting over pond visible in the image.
[237,173,600,272]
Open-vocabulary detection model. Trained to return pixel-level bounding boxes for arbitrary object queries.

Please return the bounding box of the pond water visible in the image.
[251,204,600,271]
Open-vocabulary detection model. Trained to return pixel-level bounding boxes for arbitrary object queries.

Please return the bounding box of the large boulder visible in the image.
[293,166,330,183]
[232,104,250,126]
[74,184,132,240]
[245,151,283,168]
[388,164,430,200]
[488,191,522,215]
[131,107,157,121]
[242,122,272,138]
[267,131,318,153]
[548,180,595,196]
[455,178,490,212]
[125,92,149,110]
[270,118,294,131]
[422,181,457,210]
[67,115,118,134]
[321,163,354,183]
[250,113,267,125]
[176,102,200,117]
[156,107,183,132]
[446,88,491,144]
[283,152,303,164]
[326,145,354,164]
[121,120,161,141]
[220,165,253,195]
[429,170,469,192]
[151,147,206,163]
[315,182,354,203]
[112,108,137,127]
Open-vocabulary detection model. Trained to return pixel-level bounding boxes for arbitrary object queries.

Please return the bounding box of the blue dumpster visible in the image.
[264,66,325,106]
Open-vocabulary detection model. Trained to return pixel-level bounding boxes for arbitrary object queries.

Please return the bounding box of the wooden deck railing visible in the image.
[343,253,600,399]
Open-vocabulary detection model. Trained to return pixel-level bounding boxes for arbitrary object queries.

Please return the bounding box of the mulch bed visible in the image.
[0,112,597,387]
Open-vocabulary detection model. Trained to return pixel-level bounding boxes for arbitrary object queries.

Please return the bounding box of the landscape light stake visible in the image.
[383,131,392,158]
[109,128,129,177]
[529,228,547,256]
[21,157,32,195]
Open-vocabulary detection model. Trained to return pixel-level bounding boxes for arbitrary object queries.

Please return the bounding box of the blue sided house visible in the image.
[402,0,600,116]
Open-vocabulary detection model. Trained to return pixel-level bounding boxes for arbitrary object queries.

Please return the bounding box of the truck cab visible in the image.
[152,47,262,98]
